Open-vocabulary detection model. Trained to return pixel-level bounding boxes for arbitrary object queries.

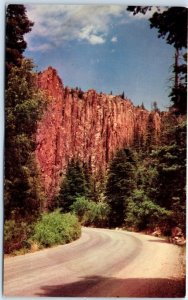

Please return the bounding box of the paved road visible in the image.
[4,227,185,297]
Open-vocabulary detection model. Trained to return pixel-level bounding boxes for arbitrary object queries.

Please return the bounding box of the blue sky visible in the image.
[0,1,186,283]
[24,4,175,111]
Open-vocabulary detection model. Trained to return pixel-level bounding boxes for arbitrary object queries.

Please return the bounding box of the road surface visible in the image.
[4,227,185,297]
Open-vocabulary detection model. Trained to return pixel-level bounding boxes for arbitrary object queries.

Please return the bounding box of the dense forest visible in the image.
[4,5,187,254]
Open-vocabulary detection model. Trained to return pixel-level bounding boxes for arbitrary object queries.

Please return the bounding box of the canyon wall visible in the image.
[36,67,161,202]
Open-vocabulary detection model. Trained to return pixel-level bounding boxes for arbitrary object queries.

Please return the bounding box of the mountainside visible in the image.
[36,67,161,201]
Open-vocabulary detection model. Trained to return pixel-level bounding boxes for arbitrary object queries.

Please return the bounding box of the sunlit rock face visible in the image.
[36,67,161,202]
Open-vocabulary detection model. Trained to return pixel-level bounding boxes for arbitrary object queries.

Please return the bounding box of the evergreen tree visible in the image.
[150,144,185,209]
[57,159,92,212]
[6,5,33,77]
[125,189,171,230]
[151,101,160,112]
[5,59,46,218]
[149,7,187,49]
[150,7,187,114]
[83,162,93,198]
[138,114,185,228]
[169,51,187,114]
[105,148,136,227]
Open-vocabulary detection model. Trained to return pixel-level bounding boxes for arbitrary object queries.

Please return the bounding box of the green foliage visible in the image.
[4,217,34,254]
[70,196,110,227]
[70,196,91,223]
[149,118,186,209]
[104,115,186,231]
[125,190,171,230]
[6,5,33,77]
[5,59,46,218]
[31,210,81,248]
[133,116,186,231]
[105,148,136,227]
[88,197,110,226]
[170,51,187,114]
[149,7,187,49]
[56,159,92,212]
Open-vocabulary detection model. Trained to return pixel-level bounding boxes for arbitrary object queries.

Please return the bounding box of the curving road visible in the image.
[4,227,185,297]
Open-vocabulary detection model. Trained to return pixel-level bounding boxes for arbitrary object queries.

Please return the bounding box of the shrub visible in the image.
[124,190,171,230]
[70,196,91,224]
[70,196,110,227]
[31,210,81,247]
[87,201,110,227]
[4,218,34,254]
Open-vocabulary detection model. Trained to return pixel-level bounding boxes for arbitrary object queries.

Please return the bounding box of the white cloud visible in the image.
[88,35,105,45]
[111,36,117,43]
[25,5,167,51]
[78,25,105,44]
[25,4,126,50]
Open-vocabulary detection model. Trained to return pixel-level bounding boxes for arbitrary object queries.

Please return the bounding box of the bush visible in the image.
[4,218,34,254]
[87,201,110,227]
[31,210,81,247]
[124,190,171,230]
[70,196,110,227]
[70,196,91,224]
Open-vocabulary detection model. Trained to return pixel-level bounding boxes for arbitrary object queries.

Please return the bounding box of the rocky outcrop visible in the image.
[36,67,161,202]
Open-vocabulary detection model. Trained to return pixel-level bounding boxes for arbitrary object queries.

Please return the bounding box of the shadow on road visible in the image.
[37,275,185,297]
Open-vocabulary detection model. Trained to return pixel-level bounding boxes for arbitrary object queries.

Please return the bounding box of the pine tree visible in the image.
[57,159,92,212]
[5,59,46,218]
[105,148,136,227]
[151,101,160,112]
[170,51,187,114]
[148,117,186,231]
[6,4,33,77]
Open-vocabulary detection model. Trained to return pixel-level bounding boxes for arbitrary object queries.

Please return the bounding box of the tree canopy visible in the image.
[105,148,136,227]
[5,59,46,219]
[56,159,92,212]
[6,4,33,76]
[128,6,187,49]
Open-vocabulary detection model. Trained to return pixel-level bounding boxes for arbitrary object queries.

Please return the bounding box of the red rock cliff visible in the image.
[36,67,161,202]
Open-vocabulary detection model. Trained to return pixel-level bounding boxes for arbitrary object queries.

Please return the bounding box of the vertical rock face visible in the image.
[36,67,161,201]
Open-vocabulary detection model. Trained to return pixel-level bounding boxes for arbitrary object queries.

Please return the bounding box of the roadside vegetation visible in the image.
[30,210,81,248]
[54,114,186,234]
[4,211,81,255]
[4,5,81,255]
[4,5,186,254]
